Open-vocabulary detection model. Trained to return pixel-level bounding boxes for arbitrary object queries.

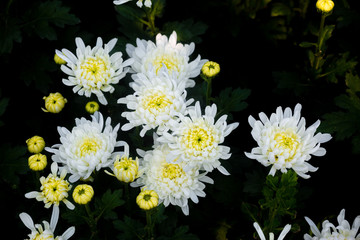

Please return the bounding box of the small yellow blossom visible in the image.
[25,162,75,209]
[85,101,100,114]
[109,154,139,183]
[26,136,45,153]
[54,53,67,65]
[136,189,159,210]
[201,61,220,79]
[42,92,67,113]
[316,0,334,13]
[73,184,94,205]
[28,153,47,171]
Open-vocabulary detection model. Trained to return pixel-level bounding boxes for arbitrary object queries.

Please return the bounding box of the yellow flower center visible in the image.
[273,130,300,161]
[41,176,70,204]
[80,56,109,84]
[142,91,172,114]
[78,137,102,157]
[34,233,54,240]
[182,126,214,152]
[152,54,180,74]
[161,163,184,180]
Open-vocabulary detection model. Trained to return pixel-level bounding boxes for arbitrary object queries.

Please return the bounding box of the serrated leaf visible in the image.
[162,19,208,43]
[321,110,360,140]
[22,0,79,40]
[214,87,250,118]
[0,18,22,54]
[0,144,28,186]
[113,216,145,240]
[345,72,360,93]
[94,189,125,220]
[271,3,291,17]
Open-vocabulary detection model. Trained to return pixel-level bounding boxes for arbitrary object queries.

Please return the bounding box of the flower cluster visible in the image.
[19,2,342,237]
[116,32,239,215]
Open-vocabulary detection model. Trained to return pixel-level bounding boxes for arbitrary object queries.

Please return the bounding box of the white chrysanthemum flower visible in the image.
[25,162,75,210]
[245,103,332,179]
[304,209,360,240]
[46,111,126,183]
[114,0,152,8]
[131,144,214,215]
[126,31,207,88]
[118,70,194,137]
[157,101,239,175]
[20,206,75,240]
[253,222,291,240]
[56,37,133,105]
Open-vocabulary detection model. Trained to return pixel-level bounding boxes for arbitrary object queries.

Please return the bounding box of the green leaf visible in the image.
[345,72,360,93]
[320,94,360,140]
[271,3,291,17]
[162,19,208,43]
[22,0,79,40]
[0,18,22,54]
[299,41,318,48]
[94,189,125,220]
[113,215,145,240]
[214,87,251,119]
[0,144,28,186]
[322,25,335,42]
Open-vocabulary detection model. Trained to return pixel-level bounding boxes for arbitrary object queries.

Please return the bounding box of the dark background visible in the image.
[1,0,359,239]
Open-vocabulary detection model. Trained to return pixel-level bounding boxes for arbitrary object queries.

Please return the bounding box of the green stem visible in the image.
[85,204,98,240]
[206,78,212,105]
[314,14,326,70]
[145,8,156,36]
[145,210,154,240]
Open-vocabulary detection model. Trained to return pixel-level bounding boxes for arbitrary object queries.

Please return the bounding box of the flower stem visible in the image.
[145,210,154,239]
[84,204,98,239]
[314,14,326,70]
[205,78,212,105]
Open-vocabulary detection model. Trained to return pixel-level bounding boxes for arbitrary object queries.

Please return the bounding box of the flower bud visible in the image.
[42,92,67,113]
[85,101,99,114]
[112,155,139,183]
[72,184,94,205]
[201,61,220,79]
[136,189,158,210]
[28,153,47,171]
[26,136,45,153]
[316,0,334,14]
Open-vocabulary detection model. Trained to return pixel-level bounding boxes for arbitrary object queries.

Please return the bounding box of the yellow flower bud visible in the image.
[107,155,139,183]
[26,136,45,153]
[42,92,67,113]
[54,53,67,65]
[316,0,334,13]
[136,189,159,210]
[28,153,47,171]
[72,184,94,205]
[201,61,220,79]
[85,101,100,114]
